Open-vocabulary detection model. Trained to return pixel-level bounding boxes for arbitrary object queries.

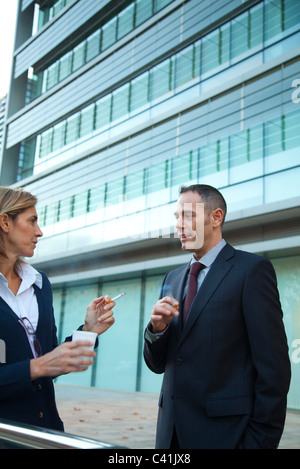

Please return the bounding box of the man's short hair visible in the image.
[179,184,227,226]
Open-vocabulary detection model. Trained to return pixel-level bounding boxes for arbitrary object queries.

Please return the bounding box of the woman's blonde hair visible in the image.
[0,186,38,260]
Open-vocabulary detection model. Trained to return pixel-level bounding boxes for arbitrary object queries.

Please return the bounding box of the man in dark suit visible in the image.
[144,184,291,449]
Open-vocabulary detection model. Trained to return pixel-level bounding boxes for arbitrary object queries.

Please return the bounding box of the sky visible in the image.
[0,0,19,98]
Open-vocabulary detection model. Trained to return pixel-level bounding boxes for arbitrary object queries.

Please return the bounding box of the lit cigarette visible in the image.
[107,292,126,303]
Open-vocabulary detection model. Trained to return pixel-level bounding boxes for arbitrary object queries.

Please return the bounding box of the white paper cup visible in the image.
[72,330,97,361]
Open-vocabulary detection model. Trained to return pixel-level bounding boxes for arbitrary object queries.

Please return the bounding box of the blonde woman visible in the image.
[0,186,115,430]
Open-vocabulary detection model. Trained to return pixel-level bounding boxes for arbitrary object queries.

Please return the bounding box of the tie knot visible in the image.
[190,262,204,277]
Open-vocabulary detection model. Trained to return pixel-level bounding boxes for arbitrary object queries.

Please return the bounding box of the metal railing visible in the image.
[0,419,125,449]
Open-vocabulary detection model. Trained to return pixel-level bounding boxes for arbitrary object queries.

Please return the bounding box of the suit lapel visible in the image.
[178,244,235,346]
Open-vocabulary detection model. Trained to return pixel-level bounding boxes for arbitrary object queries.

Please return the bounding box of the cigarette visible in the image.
[107,292,126,303]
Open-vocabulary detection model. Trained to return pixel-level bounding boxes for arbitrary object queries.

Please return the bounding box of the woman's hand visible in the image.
[30,341,96,380]
[83,296,116,335]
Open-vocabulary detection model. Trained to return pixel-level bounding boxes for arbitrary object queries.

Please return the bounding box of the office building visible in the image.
[1,0,299,409]
[0,95,7,155]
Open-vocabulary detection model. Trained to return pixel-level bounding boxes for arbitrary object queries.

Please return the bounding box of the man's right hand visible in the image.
[150,296,179,333]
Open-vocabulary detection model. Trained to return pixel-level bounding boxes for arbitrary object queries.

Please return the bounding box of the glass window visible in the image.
[230,130,249,168]
[45,201,59,225]
[79,104,95,138]
[65,113,79,146]
[199,142,219,177]
[219,23,230,65]
[250,3,263,48]
[101,17,117,51]
[52,288,63,342]
[171,151,195,187]
[37,6,49,31]
[95,95,112,129]
[105,178,124,205]
[117,3,135,40]
[264,117,283,156]
[52,121,65,153]
[57,197,71,222]
[231,12,249,59]
[88,185,106,212]
[147,160,170,194]
[106,178,125,205]
[52,0,65,17]
[151,59,172,101]
[94,278,141,391]
[136,0,153,26]
[130,71,149,112]
[72,191,88,217]
[46,62,58,90]
[271,255,300,410]
[37,204,47,227]
[57,284,99,386]
[265,166,300,203]
[39,128,53,158]
[224,178,263,212]
[284,0,300,30]
[175,45,194,89]
[193,41,201,79]
[26,68,43,103]
[201,29,219,76]
[217,138,229,173]
[249,125,263,161]
[112,83,129,121]
[125,170,146,200]
[17,139,36,180]
[229,128,263,183]
[264,0,283,43]
[198,138,229,183]
[72,42,86,73]
[230,126,263,165]
[154,0,173,12]
[59,51,72,82]
[284,109,300,150]
[86,29,101,62]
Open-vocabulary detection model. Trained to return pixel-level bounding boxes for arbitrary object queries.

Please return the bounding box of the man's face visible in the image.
[174,191,206,253]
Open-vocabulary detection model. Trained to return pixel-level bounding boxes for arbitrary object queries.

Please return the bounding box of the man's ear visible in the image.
[0,214,11,233]
[211,208,224,228]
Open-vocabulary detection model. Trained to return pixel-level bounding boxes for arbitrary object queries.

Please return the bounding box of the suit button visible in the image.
[38,411,44,419]
[176,358,182,366]
[37,384,42,391]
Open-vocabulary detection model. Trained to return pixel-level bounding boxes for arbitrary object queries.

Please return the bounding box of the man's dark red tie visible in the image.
[183,262,205,325]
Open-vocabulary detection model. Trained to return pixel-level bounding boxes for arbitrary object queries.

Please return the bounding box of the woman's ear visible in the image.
[0,214,11,233]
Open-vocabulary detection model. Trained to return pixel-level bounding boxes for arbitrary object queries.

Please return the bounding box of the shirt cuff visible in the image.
[144,323,169,344]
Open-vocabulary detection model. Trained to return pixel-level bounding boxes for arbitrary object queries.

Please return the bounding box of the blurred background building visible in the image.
[0,0,299,407]
[0,95,7,155]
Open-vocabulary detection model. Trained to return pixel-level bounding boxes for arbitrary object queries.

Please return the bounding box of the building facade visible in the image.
[0,95,7,155]
[1,0,300,408]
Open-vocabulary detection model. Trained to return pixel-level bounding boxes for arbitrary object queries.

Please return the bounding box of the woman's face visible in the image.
[6,206,43,259]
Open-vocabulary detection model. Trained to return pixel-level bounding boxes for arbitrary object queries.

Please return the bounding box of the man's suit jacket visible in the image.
[0,271,64,431]
[144,243,291,449]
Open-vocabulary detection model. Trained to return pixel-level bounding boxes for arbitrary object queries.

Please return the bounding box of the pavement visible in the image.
[54,384,300,449]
